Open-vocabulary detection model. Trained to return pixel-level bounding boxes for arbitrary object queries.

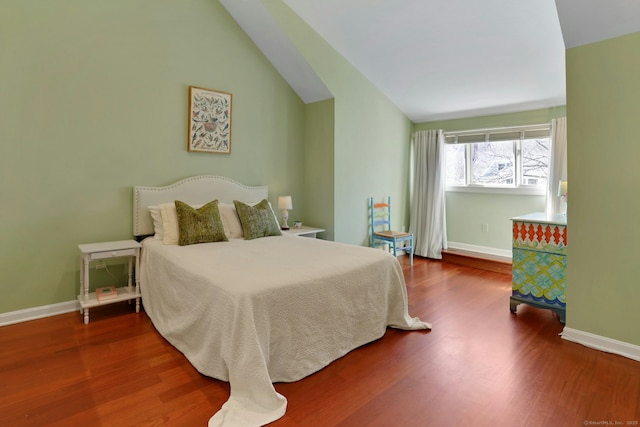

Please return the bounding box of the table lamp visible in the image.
[278,196,293,230]
[558,181,568,215]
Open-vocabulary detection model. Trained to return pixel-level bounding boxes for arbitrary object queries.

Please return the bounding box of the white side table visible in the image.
[282,226,326,238]
[78,240,142,324]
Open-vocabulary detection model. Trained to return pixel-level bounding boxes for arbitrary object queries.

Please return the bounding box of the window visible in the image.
[444,125,551,194]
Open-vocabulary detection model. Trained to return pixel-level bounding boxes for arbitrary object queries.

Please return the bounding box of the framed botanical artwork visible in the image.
[188,86,232,154]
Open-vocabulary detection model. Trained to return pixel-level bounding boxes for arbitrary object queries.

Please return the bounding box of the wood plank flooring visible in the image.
[1,257,639,426]
[441,248,512,275]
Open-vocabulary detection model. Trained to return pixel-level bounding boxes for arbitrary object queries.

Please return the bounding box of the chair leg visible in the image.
[410,236,414,266]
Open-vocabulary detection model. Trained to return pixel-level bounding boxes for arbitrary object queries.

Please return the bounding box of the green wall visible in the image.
[415,107,566,252]
[0,0,306,313]
[263,0,413,246]
[415,107,566,133]
[444,192,544,252]
[565,32,640,346]
[303,99,335,240]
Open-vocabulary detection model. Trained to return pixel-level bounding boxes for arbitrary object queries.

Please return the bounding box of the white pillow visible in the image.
[148,205,163,240]
[268,202,281,230]
[160,203,180,245]
[157,202,204,245]
[219,203,244,239]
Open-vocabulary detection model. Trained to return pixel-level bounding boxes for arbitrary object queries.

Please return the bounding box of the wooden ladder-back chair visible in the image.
[369,196,414,265]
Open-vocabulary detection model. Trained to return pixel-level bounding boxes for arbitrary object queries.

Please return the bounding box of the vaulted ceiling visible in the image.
[221,0,640,123]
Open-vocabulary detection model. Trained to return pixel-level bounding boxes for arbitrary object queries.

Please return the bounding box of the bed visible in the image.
[133,175,430,426]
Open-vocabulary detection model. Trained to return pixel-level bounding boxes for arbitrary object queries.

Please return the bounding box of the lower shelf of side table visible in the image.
[77,286,141,310]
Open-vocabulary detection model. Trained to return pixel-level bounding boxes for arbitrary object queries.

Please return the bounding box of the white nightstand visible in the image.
[282,226,326,238]
[77,240,142,324]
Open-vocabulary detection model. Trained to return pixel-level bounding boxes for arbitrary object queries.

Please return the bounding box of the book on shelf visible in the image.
[96,286,118,302]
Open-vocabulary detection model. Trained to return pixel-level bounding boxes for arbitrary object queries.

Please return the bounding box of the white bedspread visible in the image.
[140,235,430,426]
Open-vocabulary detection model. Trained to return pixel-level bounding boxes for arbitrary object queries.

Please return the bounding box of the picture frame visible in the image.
[188,86,232,154]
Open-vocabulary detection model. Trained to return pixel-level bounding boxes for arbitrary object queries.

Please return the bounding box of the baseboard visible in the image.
[442,242,512,275]
[0,300,78,327]
[447,242,512,259]
[561,327,640,362]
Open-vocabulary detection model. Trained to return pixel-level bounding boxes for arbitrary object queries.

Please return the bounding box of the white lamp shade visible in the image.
[278,196,293,210]
[557,181,568,197]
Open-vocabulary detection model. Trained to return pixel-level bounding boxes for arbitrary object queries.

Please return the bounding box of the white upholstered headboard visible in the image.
[133,175,268,237]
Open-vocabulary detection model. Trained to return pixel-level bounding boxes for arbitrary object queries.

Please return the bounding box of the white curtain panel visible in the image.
[409,130,447,259]
[545,117,568,215]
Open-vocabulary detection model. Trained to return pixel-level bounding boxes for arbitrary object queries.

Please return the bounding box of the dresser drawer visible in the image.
[89,248,137,260]
[510,214,567,323]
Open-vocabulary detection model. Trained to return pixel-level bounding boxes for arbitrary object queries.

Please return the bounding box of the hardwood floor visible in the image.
[1,257,639,426]
[441,248,512,275]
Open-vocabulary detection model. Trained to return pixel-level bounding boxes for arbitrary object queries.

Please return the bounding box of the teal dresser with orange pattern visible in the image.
[510,212,567,323]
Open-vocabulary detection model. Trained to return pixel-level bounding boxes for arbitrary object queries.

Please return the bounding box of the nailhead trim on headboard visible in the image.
[133,175,268,237]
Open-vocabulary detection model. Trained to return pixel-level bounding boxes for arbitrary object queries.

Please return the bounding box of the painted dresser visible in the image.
[510,212,567,323]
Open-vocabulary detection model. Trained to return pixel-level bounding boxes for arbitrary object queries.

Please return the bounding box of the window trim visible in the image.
[445,184,546,196]
[444,123,551,195]
[443,124,551,144]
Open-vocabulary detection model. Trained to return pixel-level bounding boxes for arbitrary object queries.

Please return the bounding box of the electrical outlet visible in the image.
[95,260,107,270]
[481,223,489,233]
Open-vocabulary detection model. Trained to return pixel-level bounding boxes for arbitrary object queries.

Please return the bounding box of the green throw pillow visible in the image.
[233,199,282,240]
[175,200,228,246]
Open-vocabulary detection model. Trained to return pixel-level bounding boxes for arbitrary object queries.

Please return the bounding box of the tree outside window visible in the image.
[445,136,550,190]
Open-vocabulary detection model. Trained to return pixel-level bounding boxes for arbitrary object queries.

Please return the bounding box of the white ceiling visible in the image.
[222,0,640,123]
